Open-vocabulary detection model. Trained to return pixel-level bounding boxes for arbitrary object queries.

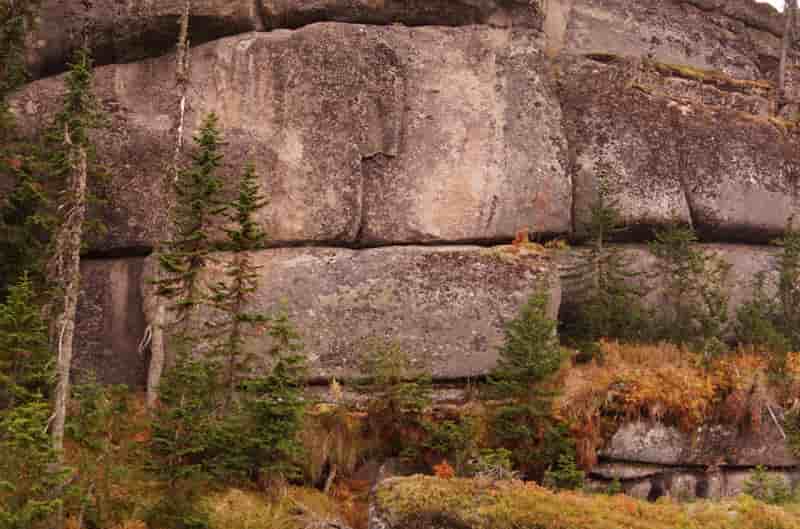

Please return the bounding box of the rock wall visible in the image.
[7,0,800,496]
[587,420,800,500]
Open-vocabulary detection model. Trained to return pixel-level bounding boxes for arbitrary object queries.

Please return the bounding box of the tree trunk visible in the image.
[778,0,797,112]
[146,303,166,409]
[52,137,87,455]
[148,0,192,408]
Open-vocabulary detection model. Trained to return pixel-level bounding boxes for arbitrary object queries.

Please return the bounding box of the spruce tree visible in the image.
[0,272,50,409]
[240,310,307,485]
[206,163,268,410]
[486,291,570,478]
[153,112,225,391]
[0,0,48,300]
[562,181,648,351]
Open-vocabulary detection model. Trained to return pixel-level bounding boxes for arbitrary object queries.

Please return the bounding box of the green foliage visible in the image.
[543,453,585,491]
[156,113,225,330]
[0,171,51,301]
[484,291,572,480]
[736,219,800,375]
[150,354,220,489]
[467,448,517,480]
[0,272,50,408]
[744,465,793,505]
[649,222,731,354]
[206,162,269,408]
[67,379,143,527]
[423,417,477,473]
[489,292,563,398]
[359,339,432,458]
[774,220,800,352]
[0,401,63,529]
[562,180,649,352]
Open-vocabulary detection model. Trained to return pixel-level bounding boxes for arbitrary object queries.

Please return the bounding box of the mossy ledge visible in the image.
[372,476,800,529]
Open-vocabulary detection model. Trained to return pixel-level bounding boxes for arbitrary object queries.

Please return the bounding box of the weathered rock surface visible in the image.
[560,243,779,331]
[586,418,800,500]
[360,27,569,244]
[560,56,800,243]
[139,245,560,384]
[546,0,784,79]
[11,23,569,253]
[27,0,260,77]
[602,419,798,468]
[75,257,148,387]
[260,0,543,29]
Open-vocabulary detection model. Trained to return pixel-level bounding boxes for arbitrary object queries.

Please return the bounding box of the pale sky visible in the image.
[762,0,784,10]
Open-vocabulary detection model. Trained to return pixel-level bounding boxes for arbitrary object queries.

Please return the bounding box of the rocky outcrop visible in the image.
[77,245,558,388]
[547,0,784,79]
[141,245,560,384]
[560,56,800,243]
[260,0,543,30]
[27,0,260,77]
[587,419,800,501]
[11,23,569,253]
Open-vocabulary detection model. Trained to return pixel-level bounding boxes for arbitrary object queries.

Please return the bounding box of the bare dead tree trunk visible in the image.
[779,0,798,112]
[51,130,87,455]
[145,303,166,409]
[147,0,191,408]
[49,127,88,529]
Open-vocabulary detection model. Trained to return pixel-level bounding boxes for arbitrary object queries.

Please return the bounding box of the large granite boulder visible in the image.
[11,23,569,253]
[560,56,800,243]
[142,245,561,382]
[602,419,798,467]
[260,0,543,29]
[75,257,148,387]
[27,0,259,78]
[545,0,784,79]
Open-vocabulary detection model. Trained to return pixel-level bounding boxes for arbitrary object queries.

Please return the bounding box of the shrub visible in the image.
[358,339,431,458]
[543,453,585,491]
[744,465,793,505]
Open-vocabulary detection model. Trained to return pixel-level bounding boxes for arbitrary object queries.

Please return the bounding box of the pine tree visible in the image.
[0,272,50,409]
[151,112,225,404]
[562,181,648,351]
[0,401,64,528]
[485,291,570,479]
[47,46,101,474]
[206,163,268,410]
[240,311,307,485]
[489,292,563,398]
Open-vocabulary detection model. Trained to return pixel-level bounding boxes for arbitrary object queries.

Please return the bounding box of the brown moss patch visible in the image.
[648,61,773,93]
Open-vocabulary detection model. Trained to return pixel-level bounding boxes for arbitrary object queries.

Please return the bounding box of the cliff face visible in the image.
[7,0,800,496]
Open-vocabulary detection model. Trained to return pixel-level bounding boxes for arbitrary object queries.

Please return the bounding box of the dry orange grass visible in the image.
[556,341,774,469]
